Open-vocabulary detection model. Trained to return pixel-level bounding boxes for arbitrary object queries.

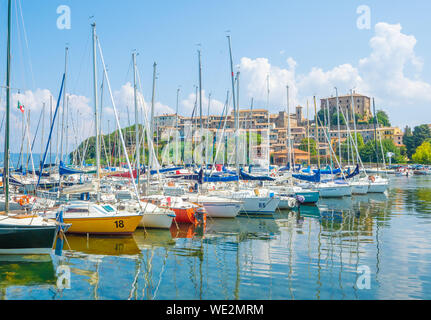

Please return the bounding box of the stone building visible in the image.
[320,92,372,122]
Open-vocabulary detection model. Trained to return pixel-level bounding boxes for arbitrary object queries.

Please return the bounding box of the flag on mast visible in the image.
[17,101,24,113]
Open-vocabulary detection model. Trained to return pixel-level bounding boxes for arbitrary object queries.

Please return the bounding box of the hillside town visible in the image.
[152,92,417,166]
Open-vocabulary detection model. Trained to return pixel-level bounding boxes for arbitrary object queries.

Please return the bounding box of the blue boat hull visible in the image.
[296,191,320,204]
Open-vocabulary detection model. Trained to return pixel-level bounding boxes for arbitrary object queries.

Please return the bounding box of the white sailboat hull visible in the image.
[139,213,175,229]
[368,182,388,193]
[350,182,369,195]
[202,202,240,218]
[317,184,351,198]
[240,196,280,214]
[278,196,297,209]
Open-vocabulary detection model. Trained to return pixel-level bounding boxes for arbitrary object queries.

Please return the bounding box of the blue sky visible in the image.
[1,0,431,152]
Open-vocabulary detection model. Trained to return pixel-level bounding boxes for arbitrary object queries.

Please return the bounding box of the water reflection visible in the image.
[0,255,56,299]
[2,176,431,299]
[65,235,141,257]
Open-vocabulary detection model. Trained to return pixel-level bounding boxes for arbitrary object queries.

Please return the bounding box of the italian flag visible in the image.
[17,101,24,113]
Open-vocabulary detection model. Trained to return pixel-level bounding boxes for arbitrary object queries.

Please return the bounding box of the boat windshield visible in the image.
[102,205,115,213]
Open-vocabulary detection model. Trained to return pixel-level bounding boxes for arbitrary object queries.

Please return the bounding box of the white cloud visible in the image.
[359,22,431,102]
[239,57,297,111]
[180,89,225,116]
[234,22,431,126]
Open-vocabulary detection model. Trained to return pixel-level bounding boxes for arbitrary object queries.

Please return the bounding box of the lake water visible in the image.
[1,175,430,300]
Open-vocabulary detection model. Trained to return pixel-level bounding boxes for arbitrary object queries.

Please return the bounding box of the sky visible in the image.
[0,0,431,153]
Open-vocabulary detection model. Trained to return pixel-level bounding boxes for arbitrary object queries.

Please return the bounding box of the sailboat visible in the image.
[0,0,63,255]
[43,24,143,235]
[367,98,389,193]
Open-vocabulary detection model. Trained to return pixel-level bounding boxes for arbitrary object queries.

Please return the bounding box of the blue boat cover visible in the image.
[293,170,321,183]
[313,166,341,175]
[59,162,85,176]
[345,164,360,179]
[150,167,183,175]
[239,169,275,181]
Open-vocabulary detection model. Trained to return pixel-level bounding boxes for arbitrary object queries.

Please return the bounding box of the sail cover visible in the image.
[293,170,321,183]
[239,169,275,181]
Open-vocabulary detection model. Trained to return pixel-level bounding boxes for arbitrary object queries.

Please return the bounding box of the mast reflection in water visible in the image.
[1,176,431,300]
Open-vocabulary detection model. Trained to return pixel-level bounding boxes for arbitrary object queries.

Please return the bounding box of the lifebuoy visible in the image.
[18,196,30,206]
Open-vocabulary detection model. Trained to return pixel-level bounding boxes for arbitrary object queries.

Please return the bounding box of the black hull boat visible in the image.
[0,222,58,255]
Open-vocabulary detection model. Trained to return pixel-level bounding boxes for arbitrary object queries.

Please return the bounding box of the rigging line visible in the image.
[71,33,91,93]
[17,0,36,89]
[97,37,141,206]
[26,107,43,168]
[14,0,27,91]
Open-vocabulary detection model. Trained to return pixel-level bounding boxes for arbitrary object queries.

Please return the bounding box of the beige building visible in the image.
[154,102,402,165]
[320,92,372,122]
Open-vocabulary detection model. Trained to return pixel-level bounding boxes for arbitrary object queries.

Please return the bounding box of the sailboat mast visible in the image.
[313,96,320,168]
[91,23,101,197]
[150,62,157,169]
[205,93,211,166]
[335,87,342,168]
[307,100,310,167]
[175,87,180,165]
[133,52,140,192]
[236,71,240,170]
[60,46,68,164]
[227,35,239,180]
[4,0,11,213]
[198,51,203,137]
[372,98,380,171]
[351,89,359,164]
[286,86,292,170]
[41,103,45,162]
[326,98,333,170]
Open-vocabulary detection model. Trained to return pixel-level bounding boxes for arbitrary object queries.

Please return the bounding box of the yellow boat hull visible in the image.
[64,215,142,235]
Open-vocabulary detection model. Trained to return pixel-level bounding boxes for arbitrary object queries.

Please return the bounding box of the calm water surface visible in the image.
[1,176,430,300]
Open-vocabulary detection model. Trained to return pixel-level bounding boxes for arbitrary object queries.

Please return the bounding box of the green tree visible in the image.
[412,141,431,164]
[331,112,346,126]
[299,138,317,156]
[341,133,365,160]
[368,110,391,127]
[403,124,431,159]
[359,139,402,164]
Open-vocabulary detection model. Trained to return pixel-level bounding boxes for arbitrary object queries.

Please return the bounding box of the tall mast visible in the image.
[306,100,310,167]
[205,93,211,166]
[248,98,254,167]
[236,71,240,170]
[227,35,239,181]
[49,95,53,172]
[198,50,203,136]
[92,23,101,199]
[335,87,342,168]
[326,98,333,171]
[4,0,12,212]
[107,120,111,167]
[65,96,69,164]
[286,86,292,170]
[41,103,45,162]
[313,96,320,168]
[198,50,205,168]
[175,87,180,165]
[351,89,359,164]
[150,62,157,169]
[60,46,68,164]
[372,98,380,171]
[133,52,140,192]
